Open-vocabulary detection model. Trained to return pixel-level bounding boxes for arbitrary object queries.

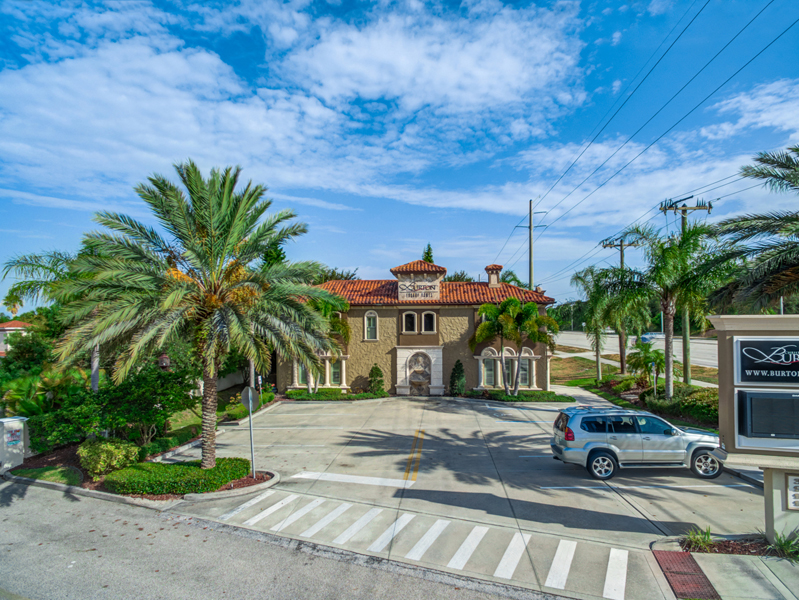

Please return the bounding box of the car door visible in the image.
[577,416,608,447]
[636,415,686,463]
[607,415,643,463]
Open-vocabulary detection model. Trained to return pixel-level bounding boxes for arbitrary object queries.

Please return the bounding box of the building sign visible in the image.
[735,338,799,385]
[788,474,799,511]
[398,274,440,301]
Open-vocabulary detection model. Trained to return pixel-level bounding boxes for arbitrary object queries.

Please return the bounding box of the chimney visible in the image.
[485,264,502,288]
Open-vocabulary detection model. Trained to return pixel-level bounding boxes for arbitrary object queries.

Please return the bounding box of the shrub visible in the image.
[224,393,275,420]
[78,438,140,481]
[681,389,719,424]
[26,389,106,454]
[138,426,198,460]
[105,458,250,495]
[286,389,342,399]
[466,389,574,402]
[368,364,385,395]
[286,390,388,401]
[449,360,466,396]
[612,378,636,393]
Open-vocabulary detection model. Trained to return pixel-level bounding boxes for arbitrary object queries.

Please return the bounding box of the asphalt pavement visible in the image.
[556,332,718,368]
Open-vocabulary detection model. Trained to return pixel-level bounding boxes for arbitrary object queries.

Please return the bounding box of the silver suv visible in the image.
[550,407,722,480]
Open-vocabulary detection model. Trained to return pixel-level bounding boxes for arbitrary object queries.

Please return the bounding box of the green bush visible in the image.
[368,364,385,395]
[449,360,466,396]
[26,389,106,454]
[287,390,388,401]
[465,390,574,402]
[105,457,250,495]
[77,438,140,481]
[138,427,198,460]
[612,378,637,393]
[681,389,719,423]
[286,389,342,399]
[224,393,275,420]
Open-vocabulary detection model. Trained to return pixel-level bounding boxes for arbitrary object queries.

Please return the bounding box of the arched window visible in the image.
[364,311,378,340]
[422,311,436,333]
[402,311,417,334]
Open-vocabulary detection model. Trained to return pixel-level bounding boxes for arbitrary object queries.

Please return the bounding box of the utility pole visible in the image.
[515,201,546,289]
[659,196,712,385]
[601,235,641,375]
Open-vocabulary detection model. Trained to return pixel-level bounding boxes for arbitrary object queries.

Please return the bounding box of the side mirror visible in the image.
[667,428,679,436]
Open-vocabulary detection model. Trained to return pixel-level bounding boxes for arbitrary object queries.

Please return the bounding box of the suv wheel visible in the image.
[691,450,722,479]
[588,451,617,480]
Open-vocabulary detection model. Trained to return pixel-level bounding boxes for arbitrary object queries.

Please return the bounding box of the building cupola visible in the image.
[485,264,502,288]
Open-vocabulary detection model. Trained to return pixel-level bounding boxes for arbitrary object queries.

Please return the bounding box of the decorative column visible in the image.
[476,358,483,389]
[324,359,331,387]
[341,359,347,388]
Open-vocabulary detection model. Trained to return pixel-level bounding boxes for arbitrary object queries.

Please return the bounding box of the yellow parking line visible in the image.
[411,430,425,481]
[404,429,422,481]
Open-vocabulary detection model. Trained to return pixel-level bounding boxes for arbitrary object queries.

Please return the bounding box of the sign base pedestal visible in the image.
[764,468,799,544]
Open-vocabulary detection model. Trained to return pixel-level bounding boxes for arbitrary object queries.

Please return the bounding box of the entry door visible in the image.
[636,415,686,463]
[607,415,643,463]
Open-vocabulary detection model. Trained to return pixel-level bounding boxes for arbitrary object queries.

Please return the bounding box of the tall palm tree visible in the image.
[468,298,520,395]
[606,223,718,399]
[708,146,799,309]
[55,160,342,469]
[505,301,559,396]
[571,267,610,382]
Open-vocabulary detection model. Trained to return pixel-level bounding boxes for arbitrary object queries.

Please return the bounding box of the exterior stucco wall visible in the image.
[347,307,398,393]
[439,307,477,392]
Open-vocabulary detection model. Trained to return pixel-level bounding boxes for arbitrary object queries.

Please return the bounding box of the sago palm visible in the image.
[55,160,342,468]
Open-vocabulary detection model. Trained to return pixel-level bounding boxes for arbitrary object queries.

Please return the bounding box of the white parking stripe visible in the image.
[367,514,415,552]
[300,503,353,538]
[243,495,298,526]
[602,548,628,600]
[333,508,382,544]
[292,472,415,488]
[405,519,450,561]
[218,490,274,521]
[544,540,577,589]
[447,526,489,570]
[493,532,532,579]
[250,427,343,430]
[540,484,749,490]
[271,497,326,532]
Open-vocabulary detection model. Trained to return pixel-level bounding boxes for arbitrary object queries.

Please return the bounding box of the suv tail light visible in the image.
[565,427,575,441]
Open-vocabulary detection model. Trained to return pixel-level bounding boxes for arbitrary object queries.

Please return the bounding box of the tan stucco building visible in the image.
[275,261,555,395]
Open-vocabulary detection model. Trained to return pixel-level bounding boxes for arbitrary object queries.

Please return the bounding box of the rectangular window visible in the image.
[404,313,417,333]
[503,361,512,386]
[423,313,435,333]
[298,363,308,385]
[485,360,495,386]
[519,360,529,386]
[366,316,377,340]
[331,361,341,385]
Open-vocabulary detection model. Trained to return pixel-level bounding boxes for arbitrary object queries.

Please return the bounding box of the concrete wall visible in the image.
[217,370,244,392]
[440,307,477,391]
[346,307,398,393]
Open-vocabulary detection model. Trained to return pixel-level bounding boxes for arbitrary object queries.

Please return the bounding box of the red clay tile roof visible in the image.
[484,264,503,271]
[320,280,554,305]
[0,320,32,329]
[389,260,447,275]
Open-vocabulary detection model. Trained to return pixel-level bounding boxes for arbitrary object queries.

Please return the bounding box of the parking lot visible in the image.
[169,394,763,600]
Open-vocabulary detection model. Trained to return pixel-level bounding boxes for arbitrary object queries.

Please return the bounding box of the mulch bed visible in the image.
[10,443,271,501]
[681,537,772,556]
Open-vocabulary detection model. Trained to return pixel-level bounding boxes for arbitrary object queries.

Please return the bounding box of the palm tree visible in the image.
[506,301,559,396]
[606,223,720,399]
[55,160,342,469]
[571,266,610,382]
[468,298,519,395]
[626,340,665,388]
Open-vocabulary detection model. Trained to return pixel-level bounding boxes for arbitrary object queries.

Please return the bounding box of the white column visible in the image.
[324,359,331,387]
[476,359,483,388]
[341,359,347,387]
[292,361,298,387]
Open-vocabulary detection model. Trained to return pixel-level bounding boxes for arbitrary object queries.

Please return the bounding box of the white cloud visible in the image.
[612,79,622,94]
[647,0,673,16]
[611,31,622,45]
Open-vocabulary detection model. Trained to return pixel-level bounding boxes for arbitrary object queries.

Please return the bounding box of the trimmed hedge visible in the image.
[224,393,275,421]
[285,390,389,401]
[286,388,343,399]
[78,438,140,481]
[104,457,251,495]
[464,390,575,402]
[640,385,718,425]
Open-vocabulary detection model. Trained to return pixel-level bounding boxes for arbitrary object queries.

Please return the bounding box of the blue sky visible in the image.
[1,0,798,307]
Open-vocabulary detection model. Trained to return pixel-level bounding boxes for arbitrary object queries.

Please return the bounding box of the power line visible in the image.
[537,0,776,232]
[533,0,709,209]
[535,12,799,240]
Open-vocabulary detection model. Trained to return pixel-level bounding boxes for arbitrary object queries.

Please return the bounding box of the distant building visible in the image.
[275,261,555,395]
[0,320,33,358]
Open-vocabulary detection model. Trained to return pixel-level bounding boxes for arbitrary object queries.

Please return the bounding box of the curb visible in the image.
[724,465,764,489]
[183,471,280,502]
[150,429,227,462]
[219,400,283,427]
[1,471,181,511]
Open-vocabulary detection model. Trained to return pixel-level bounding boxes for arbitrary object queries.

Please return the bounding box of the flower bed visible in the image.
[104,458,251,495]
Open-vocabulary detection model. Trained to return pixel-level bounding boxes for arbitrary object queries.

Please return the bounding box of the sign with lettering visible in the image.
[788,474,799,511]
[398,274,440,301]
[735,338,799,385]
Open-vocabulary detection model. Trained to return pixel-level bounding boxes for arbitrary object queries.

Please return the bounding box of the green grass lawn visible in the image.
[602,353,719,385]
[551,356,618,384]
[555,344,591,354]
[14,466,82,486]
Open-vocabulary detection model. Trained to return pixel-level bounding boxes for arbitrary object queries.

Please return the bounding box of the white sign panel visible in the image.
[398,274,440,301]
[788,474,799,511]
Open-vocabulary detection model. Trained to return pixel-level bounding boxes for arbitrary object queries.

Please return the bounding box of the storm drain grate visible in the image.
[653,550,720,600]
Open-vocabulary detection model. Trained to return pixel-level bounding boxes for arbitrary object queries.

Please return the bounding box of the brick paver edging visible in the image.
[653,550,721,600]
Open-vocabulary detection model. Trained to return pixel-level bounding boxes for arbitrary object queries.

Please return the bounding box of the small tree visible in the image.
[449,360,465,396]
[626,340,665,388]
[368,364,385,394]
[422,244,434,263]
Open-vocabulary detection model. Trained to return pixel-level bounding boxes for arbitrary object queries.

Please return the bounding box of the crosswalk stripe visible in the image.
[447,526,489,570]
[243,494,298,526]
[602,548,629,600]
[544,540,577,589]
[300,503,353,538]
[218,490,274,521]
[292,472,415,488]
[271,497,326,532]
[332,508,382,544]
[367,514,415,552]
[493,532,532,579]
[405,519,450,561]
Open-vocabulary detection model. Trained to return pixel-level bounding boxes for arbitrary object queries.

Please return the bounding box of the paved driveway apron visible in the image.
[170,398,763,600]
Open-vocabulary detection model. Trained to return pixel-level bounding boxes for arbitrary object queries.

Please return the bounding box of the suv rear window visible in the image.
[608,415,638,434]
[580,416,607,433]
[554,412,569,432]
